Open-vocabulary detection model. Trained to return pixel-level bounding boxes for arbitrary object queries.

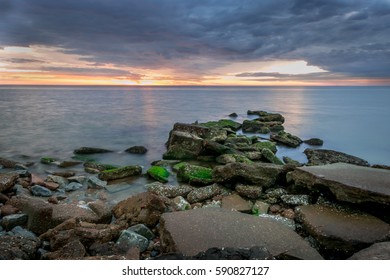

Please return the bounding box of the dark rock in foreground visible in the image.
[73,147,113,154]
[159,208,323,259]
[288,163,390,206]
[0,235,40,260]
[295,205,390,258]
[304,148,369,166]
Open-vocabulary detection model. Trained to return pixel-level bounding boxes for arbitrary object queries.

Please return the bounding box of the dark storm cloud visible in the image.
[1,0,389,80]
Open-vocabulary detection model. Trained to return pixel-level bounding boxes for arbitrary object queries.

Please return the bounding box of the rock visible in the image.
[67,176,87,184]
[163,131,204,160]
[11,226,39,241]
[225,135,252,147]
[244,151,263,161]
[265,188,288,201]
[0,173,18,193]
[0,193,9,203]
[125,146,148,154]
[235,184,262,199]
[51,171,77,178]
[269,204,282,213]
[295,205,390,258]
[261,148,283,165]
[288,163,390,206]
[44,240,86,260]
[282,156,303,167]
[256,113,285,123]
[87,176,107,189]
[40,157,56,164]
[348,242,390,260]
[1,213,28,230]
[213,162,285,188]
[73,147,113,154]
[98,165,142,181]
[202,140,240,156]
[146,166,170,183]
[242,120,270,134]
[30,174,45,186]
[0,157,19,168]
[186,184,223,204]
[258,214,296,230]
[250,141,277,154]
[193,246,274,260]
[304,149,369,166]
[371,164,390,170]
[46,175,68,187]
[116,230,149,253]
[198,119,242,131]
[42,181,59,191]
[64,182,84,192]
[0,235,40,260]
[281,208,296,220]
[31,185,53,197]
[176,163,213,186]
[216,154,252,164]
[127,224,155,240]
[281,194,310,206]
[0,204,20,216]
[112,192,166,227]
[221,194,253,213]
[87,200,112,224]
[171,196,191,211]
[303,138,324,146]
[146,182,193,198]
[270,131,302,148]
[84,161,117,172]
[58,161,82,168]
[159,208,323,259]
[252,200,270,215]
[229,112,238,118]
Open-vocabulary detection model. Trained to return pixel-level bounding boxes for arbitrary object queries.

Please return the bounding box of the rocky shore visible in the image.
[0,110,389,260]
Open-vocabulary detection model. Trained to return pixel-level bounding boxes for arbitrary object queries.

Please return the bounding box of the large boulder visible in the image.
[163,131,204,160]
[270,131,302,148]
[98,165,142,181]
[304,149,369,166]
[159,208,323,259]
[295,205,390,258]
[287,163,390,206]
[112,192,166,227]
[213,162,286,189]
[0,173,18,193]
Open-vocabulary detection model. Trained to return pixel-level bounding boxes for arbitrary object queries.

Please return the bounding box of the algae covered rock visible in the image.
[198,119,241,131]
[176,163,214,186]
[271,131,302,148]
[242,120,270,134]
[304,149,369,166]
[146,166,170,183]
[261,148,283,165]
[98,165,142,181]
[216,154,252,164]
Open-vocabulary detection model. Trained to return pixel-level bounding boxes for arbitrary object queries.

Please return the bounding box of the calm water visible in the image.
[0,85,389,167]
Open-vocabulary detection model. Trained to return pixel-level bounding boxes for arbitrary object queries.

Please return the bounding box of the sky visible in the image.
[0,0,389,86]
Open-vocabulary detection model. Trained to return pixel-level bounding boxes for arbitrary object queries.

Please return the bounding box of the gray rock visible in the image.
[31,185,53,197]
[304,149,369,166]
[67,175,87,184]
[46,175,69,187]
[348,242,390,260]
[171,196,191,211]
[288,163,390,206]
[116,230,149,252]
[0,173,18,193]
[128,224,155,240]
[271,131,302,148]
[87,176,107,189]
[146,182,193,198]
[295,205,390,258]
[221,194,253,213]
[186,184,223,203]
[11,226,39,242]
[159,208,323,259]
[281,194,310,206]
[74,146,113,154]
[1,213,28,231]
[64,182,84,192]
[235,184,262,199]
[258,214,296,230]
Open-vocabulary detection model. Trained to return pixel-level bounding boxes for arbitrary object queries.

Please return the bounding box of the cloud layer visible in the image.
[1,0,389,84]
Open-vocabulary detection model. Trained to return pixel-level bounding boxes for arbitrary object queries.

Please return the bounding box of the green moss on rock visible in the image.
[98,165,142,181]
[252,141,277,153]
[40,157,56,164]
[176,163,214,186]
[147,166,170,183]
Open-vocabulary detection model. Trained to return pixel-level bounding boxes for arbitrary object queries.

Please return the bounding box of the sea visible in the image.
[0,86,389,202]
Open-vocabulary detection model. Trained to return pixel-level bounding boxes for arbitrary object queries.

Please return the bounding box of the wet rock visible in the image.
[0,235,40,260]
[244,151,263,161]
[225,135,252,147]
[98,165,142,181]
[64,182,84,192]
[163,131,204,160]
[112,192,166,227]
[11,226,39,242]
[252,200,270,215]
[281,194,310,206]
[242,120,270,134]
[229,112,238,118]
[87,200,112,224]
[261,148,284,165]
[176,163,213,186]
[249,141,277,154]
[40,157,56,165]
[51,171,77,178]
[304,149,369,166]
[282,156,303,167]
[44,239,86,260]
[58,161,82,168]
[84,161,117,172]
[46,175,68,187]
[87,176,107,189]
[270,131,302,148]
[0,157,19,168]
[125,145,148,154]
[253,112,285,123]
[348,242,390,260]
[295,205,390,258]
[235,184,262,199]
[213,162,285,188]
[1,213,28,230]
[171,196,191,211]
[74,147,113,154]
[199,119,242,131]
[0,173,18,193]
[0,204,20,216]
[42,181,59,191]
[128,224,155,240]
[281,208,296,220]
[159,208,323,259]
[186,184,223,204]
[146,166,170,183]
[288,163,390,206]
[202,140,240,156]
[216,154,252,164]
[221,194,253,213]
[146,182,193,198]
[67,176,87,184]
[116,230,149,253]
[31,185,53,197]
[258,214,296,230]
[303,138,324,146]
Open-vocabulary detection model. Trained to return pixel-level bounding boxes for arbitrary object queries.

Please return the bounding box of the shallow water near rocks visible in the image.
[1,85,389,201]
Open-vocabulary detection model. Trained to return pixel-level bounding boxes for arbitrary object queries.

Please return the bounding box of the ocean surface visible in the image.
[0,86,389,201]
